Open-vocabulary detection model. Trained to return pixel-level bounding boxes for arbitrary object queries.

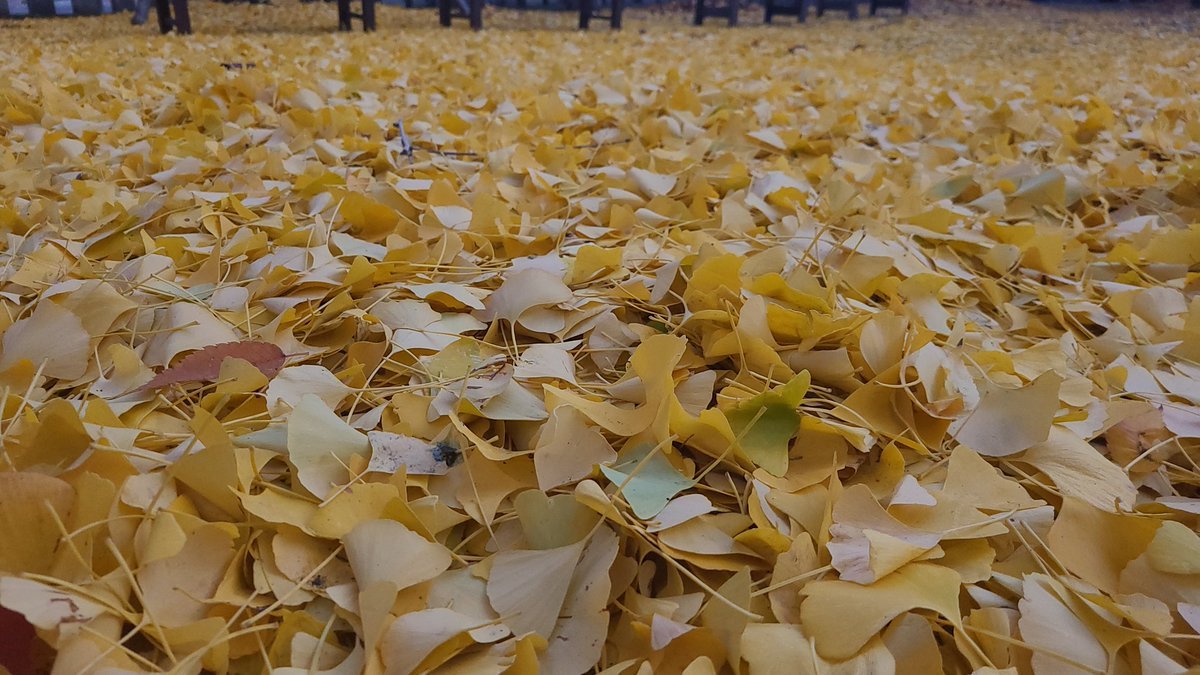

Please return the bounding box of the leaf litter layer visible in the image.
[1,5,1200,674]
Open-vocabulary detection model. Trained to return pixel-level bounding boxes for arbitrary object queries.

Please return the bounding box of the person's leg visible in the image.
[362,0,375,30]
[154,0,173,31]
[171,0,190,33]
[131,0,151,25]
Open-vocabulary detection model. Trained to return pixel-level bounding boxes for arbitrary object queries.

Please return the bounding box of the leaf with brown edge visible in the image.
[137,340,286,392]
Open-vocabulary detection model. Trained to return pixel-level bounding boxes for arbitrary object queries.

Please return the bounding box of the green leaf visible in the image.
[928,175,973,201]
[599,445,694,519]
[725,371,810,477]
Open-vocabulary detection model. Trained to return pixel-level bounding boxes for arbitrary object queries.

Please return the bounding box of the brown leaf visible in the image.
[0,606,38,675]
[138,341,285,392]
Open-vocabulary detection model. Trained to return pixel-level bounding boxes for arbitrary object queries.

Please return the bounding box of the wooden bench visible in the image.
[693,0,736,25]
[338,0,376,28]
[150,0,629,34]
[437,0,484,28]
[153,0,376,33]
[812,0,856,18]
[868,0,906,14]
[763,0,803,22]
[578,0,622,29]
[436,0,622,30]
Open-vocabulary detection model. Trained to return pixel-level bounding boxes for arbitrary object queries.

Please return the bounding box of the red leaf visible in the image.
[138,341,286,392]
[0,606,37,675]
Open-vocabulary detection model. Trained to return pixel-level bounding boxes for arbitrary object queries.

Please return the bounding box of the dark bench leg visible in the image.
[438,0,451,25]
[468,0,482,29]
[171,0,190,33]
[728,0,736,24]
[693,0,704,24]
[610,0,621,28]
[155,0,173,32]
[765,0,805,22]
[362,0,375,30]
[579,0,591,29]
[337,0,351,29]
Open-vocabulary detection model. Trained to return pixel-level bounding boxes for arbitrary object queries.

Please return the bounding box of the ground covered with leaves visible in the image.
[2,4,1200,674]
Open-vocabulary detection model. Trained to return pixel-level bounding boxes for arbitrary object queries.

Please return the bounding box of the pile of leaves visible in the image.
[2,5,1200,674]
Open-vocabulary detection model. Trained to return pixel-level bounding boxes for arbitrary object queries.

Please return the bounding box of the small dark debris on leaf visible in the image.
[392,120,414,159]
[431,442,463,468]
[221,62,257,70]
[367,432,461,475]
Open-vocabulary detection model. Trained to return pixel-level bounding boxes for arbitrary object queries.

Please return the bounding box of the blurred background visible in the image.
[3,0,1195,20]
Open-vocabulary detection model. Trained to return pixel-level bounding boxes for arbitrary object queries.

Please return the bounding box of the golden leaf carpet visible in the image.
[1,4,1200,674]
